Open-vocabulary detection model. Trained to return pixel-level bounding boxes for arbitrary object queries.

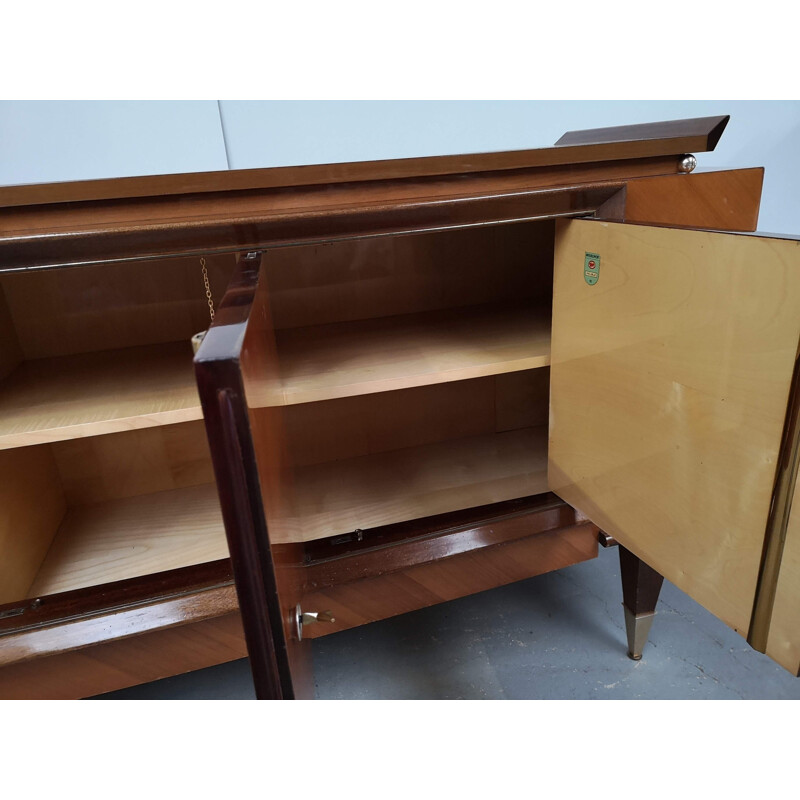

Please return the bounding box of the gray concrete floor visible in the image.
[94,546,800,699]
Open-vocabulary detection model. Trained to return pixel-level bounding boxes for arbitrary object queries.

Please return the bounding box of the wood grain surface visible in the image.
[0,254,235,359]
[51,420,214,505]
[766,469,800,675]
[0,341,203,449]
[263,223,553,331]
[549,219,800,635]
[266,303,551,406]
[596,168,764,231]
[0,115,726,209]
[0,606,245,699]
[29,483,228,596]
[0,446,66,604]
[280,426,549,543]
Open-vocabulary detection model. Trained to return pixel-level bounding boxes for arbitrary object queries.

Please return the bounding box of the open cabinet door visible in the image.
[549,219,800,658]
[194,252,311,699]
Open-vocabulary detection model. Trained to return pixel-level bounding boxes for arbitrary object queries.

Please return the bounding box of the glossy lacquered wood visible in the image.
[0,560,243,699]
[595,168,764,231]
[555,115,728,149]
[303,525,597,638]
[0,115,729,209]
[549,220,800,635]
[4,116,782,697]
[0,611,245,700]
[196,254,306,699]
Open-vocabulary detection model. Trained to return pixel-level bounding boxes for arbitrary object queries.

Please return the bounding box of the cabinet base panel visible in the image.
[302,523,598,638]
[0,611,247,700]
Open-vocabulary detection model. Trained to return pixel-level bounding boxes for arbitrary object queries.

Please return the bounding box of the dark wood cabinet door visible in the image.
[194,252,311,699]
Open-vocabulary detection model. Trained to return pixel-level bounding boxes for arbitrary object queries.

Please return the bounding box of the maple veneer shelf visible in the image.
[268,303,551,406]
[0,341,203,449]
[279,425,549,543]
[29,483,229,597]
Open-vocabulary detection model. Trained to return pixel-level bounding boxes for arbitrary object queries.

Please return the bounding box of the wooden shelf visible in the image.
[29,483,228,597]
[0,341,203,450]
[279,425,548,543]
[267,303,551,406]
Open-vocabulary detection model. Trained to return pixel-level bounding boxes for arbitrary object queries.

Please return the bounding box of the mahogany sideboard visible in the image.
[1,114,798,699]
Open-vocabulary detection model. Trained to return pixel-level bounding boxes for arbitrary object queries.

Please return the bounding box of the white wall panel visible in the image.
[0,101,228,186]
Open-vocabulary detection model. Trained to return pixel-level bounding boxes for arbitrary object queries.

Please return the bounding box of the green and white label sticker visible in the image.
[584,252,600,285]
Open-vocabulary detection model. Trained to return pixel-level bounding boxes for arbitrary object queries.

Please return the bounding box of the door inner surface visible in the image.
[549,219,800,638]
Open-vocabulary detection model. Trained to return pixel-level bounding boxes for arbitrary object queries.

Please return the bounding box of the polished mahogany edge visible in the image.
[0,558,234,637]
[0,179,630,272]
[0,585,240,668]
[302,495,593,591]
[556,115,729,150]
[0,116,728,209]
[195,254,295,700]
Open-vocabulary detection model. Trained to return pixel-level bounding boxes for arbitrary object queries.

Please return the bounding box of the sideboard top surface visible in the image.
[0,115,728,209]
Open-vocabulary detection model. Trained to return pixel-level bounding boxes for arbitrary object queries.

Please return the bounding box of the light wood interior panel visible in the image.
[29,483,228,597]
[51,420,214,505]
[0,341,203,449]
[284,371,549,468]
[1,423,223,605]
[262,302,550,406]
[264,223,554,330]
[0,254,236,359]
[601,168,764,231]
[766,473,800,675]
[549,220,800,635]
[279,425,548,543]
[262,371,552,543]
[0,446,67,604]
[0,610,246,700]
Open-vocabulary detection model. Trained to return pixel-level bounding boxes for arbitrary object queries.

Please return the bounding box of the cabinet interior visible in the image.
[250,220,557,544]
[0,219,558,606]
[0,255,235,606]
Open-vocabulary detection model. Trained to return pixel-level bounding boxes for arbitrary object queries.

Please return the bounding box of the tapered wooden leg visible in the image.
[618,546,664,660]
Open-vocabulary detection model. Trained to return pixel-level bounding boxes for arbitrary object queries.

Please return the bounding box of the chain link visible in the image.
[200,257,215,322]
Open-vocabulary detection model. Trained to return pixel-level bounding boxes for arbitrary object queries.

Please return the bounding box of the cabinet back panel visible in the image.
[0,254,236,359]
[51,421,215,506]
[264,222,554,330]
[0,446,67,604]
[284,370,550,468]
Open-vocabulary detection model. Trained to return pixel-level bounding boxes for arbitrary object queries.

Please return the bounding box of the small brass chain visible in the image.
[200,257,215,322]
